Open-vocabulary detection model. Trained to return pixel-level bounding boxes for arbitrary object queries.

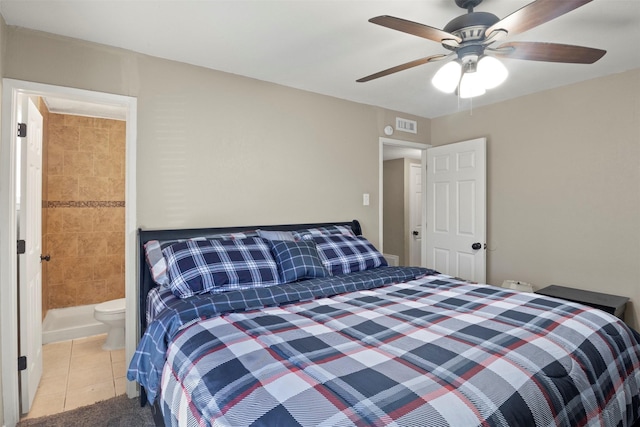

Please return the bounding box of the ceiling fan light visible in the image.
[459,71,486,99]
[432,61,462,93]
[477,56,508,89]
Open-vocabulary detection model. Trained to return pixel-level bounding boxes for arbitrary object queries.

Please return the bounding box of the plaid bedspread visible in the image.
[151,273,640,427]
[128,266,430,403]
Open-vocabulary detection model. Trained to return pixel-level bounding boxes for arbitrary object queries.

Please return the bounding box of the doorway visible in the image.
[1,79,137,427]
[379,138,429,267]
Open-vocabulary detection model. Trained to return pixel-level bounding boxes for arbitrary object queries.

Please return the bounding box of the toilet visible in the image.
[94,298,126,350]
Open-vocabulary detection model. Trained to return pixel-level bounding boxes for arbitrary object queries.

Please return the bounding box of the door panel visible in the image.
[434,182,449,232]
[19,97,43,414]
[409,163,423,266]
[426,138,486,283]
[458,180,475,235]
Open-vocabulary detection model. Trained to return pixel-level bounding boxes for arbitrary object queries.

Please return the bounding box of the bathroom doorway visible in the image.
[38,100,127,340]
[0,79,137,426]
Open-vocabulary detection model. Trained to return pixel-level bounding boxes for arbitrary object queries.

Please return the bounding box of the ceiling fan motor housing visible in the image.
[443,11,500,43]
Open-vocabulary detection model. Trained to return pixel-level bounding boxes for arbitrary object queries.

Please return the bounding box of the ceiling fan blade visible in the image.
[369,16,461,45]
[491,42,606,63]
[357,54,449,83]
[486,0,593,38]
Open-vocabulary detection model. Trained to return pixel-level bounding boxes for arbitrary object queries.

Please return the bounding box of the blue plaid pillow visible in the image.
[312,234,387,276]
[257,229,296,242]
[269,240,329,283]
[292,225,354,241]
[144,240,170,287]
[163,237,280,298]
[144,232,259,287]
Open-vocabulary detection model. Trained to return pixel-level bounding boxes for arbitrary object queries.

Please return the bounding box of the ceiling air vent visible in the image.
[396,117,417,134]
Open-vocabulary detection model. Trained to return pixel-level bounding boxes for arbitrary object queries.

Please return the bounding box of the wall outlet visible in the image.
[501,280,533,293]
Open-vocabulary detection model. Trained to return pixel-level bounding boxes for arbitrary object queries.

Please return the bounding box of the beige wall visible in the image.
[431,69,640,328]
[4,27,430,243]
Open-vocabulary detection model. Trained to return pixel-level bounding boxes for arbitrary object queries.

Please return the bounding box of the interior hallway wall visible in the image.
[383,158,421,266]
[383,159,404,265]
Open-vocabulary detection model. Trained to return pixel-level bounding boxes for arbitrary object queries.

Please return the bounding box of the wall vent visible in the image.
[396,117,417,134]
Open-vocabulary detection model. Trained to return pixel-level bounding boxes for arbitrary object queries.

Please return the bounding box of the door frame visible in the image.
[1,79,137,425]
[408,162,423,267]
[379,137,430,266]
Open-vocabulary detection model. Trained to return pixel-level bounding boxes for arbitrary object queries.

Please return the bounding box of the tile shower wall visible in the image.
[44,113,126,309]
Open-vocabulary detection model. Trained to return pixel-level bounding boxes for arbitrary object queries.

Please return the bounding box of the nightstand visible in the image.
[535,285,629,320]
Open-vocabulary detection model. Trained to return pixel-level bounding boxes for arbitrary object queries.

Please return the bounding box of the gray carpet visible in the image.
[17,395,156,427]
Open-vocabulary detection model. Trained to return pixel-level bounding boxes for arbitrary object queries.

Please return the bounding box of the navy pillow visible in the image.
[312,234,387,276]
[256,229,296,242]
[163,236,280,298]
[269,240,329,283]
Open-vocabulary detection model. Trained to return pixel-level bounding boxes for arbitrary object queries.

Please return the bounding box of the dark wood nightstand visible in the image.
[535,285,629,320]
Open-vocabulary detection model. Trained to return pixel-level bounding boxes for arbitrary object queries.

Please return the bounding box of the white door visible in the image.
[409,163,423,266]
[426,138,486,283]
[18,97,43,414]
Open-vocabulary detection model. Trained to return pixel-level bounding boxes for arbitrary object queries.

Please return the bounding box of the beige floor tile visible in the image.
[112,360,127,379]
[42,341,72,379]
[64,380,115,411]
[43,340,72,359]
[42,356,70,379]
[110,348,126,363]
[35,373,68,396]
[21,390,65,420]
[114,377,127,396]
[67,363,114,390]
[69,350,112,371]
[71,334,107,357]
[29,334,116,418]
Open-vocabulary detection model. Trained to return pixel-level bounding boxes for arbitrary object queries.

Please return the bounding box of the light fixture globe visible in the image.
[477,56,508,89]
[432,61,462,93]
[459,71,486,98]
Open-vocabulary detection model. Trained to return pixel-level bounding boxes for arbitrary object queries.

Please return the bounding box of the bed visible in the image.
[128,220,640,426]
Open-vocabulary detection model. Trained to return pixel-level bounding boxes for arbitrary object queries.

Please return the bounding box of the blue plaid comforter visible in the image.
[128,266,430,403]
[128,269,640,426]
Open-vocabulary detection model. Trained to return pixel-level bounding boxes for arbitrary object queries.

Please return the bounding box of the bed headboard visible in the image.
[137,219,362,334]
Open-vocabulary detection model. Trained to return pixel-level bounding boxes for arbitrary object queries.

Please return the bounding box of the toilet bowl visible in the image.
[94,298,126,350]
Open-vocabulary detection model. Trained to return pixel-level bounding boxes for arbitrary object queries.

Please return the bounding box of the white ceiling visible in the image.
[2,0,639,118]
[43,97,127,120]
[383,146,422,161]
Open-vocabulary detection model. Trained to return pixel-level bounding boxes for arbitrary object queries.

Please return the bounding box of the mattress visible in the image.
[128,268,640,426]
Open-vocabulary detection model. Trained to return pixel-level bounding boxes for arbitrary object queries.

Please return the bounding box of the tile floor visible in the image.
[21,333,127,420]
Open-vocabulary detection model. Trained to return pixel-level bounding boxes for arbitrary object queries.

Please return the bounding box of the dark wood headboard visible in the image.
[137,220,362,334]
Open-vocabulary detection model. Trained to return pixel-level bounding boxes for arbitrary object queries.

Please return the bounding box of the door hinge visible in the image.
[18,356,27,371]
[17,240,26,255]
[17,123,27,138]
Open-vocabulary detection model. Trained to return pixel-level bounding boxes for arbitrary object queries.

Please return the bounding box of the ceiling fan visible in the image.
[357,0,606,98]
